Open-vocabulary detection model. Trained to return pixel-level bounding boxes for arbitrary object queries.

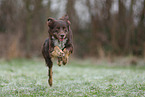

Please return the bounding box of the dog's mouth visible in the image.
[59,38,65,41]
[59,35,66,41]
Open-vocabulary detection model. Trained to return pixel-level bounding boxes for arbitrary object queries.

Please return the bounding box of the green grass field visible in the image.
[0,58,145,97]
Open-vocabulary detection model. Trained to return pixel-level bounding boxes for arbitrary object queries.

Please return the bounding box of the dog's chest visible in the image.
[52,38,67,50]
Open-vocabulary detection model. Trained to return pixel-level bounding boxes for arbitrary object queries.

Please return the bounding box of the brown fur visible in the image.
[42,15,73,86]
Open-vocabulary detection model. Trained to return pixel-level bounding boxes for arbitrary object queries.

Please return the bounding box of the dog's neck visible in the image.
[52,36,67,50]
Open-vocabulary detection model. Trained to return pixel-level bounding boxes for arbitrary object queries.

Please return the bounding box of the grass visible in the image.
[0,58,145,97]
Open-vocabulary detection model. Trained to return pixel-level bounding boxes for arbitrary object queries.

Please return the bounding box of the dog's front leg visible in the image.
[51,46,63,57]
[51,46,64,66]
[62,48,70,65]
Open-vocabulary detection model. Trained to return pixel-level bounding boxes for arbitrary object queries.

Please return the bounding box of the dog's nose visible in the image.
[60,34,64,38]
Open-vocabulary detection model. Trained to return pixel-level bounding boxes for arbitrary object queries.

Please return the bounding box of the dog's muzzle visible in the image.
[59,33,66,41]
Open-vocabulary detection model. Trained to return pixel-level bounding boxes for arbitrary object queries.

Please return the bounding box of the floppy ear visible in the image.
[60,14,71,25]
[47,17,55,29]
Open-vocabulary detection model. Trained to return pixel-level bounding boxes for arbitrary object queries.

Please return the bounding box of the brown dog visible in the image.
[42,15,73,86]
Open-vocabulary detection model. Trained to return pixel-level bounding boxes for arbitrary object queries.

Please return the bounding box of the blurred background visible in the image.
[0,0,145,61]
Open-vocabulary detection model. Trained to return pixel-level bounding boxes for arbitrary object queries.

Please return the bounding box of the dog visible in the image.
[42,15,73,86]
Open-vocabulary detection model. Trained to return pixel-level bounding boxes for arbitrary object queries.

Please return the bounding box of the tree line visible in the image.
[0,0,145,58]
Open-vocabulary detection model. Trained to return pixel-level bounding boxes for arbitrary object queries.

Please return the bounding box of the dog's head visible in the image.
[47,15,71,42]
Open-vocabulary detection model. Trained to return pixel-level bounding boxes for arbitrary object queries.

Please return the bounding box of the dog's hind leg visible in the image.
[42,38,53,86]
[45,58,53,86]
[48,65,53,86]
[42,50,53,86]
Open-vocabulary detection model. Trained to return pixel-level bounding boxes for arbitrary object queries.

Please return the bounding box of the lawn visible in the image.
[0,58,145,97]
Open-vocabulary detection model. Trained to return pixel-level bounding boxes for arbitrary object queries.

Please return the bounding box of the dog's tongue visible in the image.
[59,38,64,41]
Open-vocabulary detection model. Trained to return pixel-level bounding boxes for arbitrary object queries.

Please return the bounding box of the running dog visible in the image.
[42,15,73,86]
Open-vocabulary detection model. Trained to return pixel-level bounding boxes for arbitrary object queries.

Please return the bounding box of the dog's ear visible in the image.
[47,17,55,29]
[60,14,71,25]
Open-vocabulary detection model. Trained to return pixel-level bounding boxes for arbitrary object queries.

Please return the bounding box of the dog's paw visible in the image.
[57,57,62,66]
[48,78,52,87]
[51,46,64,57]
[62,55,68,65]
[62,58,67,65]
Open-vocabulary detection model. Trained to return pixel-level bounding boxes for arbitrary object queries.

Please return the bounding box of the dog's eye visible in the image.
[63,27,66,29]
[65,30,67,32]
